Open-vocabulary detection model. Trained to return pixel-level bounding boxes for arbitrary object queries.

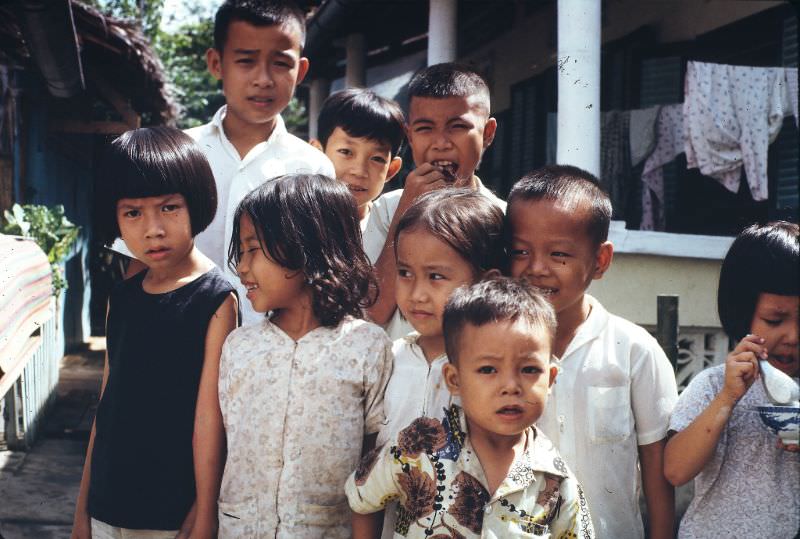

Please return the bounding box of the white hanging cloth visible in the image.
[683,61,787,201]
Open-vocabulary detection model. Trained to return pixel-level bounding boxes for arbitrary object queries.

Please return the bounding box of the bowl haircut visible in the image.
[717,221,799,342]
[213,0,307,52]
[393,187,506,279]
[507,164,612,249]
[443,277,557,364]
[94,126,217,246]
[317,88,406,157]
[227,173,378,327]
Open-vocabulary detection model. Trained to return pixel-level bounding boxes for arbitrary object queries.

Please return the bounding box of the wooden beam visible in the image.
[88,71,141,129]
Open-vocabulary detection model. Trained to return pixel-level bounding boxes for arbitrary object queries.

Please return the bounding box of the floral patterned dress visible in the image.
[217,317,393,538]
[346,405,595,538]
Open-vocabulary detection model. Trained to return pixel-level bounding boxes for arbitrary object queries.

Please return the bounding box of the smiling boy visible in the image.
[346,278,594,538]
[506,165,678,539]
[311,88,405,228]
[115,0,334,325]
[364,63,505,340]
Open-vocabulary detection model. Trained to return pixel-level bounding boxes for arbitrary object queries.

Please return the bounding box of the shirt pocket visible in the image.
[587,385,631,444]
[218,497,258,538]
[300,501,350,527]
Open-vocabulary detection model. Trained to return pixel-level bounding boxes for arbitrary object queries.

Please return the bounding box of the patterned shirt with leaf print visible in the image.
[346,404,595,538]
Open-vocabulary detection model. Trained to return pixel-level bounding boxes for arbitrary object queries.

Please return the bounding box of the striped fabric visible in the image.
[0,234,53,376]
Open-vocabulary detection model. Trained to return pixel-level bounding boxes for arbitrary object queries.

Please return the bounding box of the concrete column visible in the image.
[345,33,366,88]
[427,0,457,65]
[308,78,330,140]
[556,0,601,176]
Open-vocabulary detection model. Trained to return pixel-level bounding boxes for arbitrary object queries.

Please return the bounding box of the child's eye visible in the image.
[123,209,140,218]
[274,61,292,68]
[508,248,529,258]
[162,204,179,212]
[477,366,496,374]
[762,318,782,326]
[552,251,570,258]
[429,272,446,281]
[397,268,411,278]
[336,148,352,156]
[236,58,254,65]
[451,123,469,130]
[413,126,432,133]
[371,156,388,164]
[521,366,542,374]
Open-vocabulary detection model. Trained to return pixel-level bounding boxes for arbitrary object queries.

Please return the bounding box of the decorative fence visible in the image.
[0,234,58,450]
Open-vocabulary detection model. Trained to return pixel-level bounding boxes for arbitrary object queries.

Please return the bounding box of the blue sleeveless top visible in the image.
[88,267,234,530]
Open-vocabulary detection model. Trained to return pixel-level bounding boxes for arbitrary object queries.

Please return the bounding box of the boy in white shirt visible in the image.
[310,88,404,230]
[117,0,334,325]
[506,165,678,539]
[364,63,505,340]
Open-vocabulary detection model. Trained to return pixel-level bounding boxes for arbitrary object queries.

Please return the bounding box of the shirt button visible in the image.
[484,504,492,514]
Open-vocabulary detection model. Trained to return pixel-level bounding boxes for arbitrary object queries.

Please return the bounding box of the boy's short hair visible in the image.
[95,127,217,246]
[317,88,405,156]
[213,0,306,52]
[407,62,491,115]
[508,165,612,247]
[718,221,799,342]
[394,188,505,277]
[443,277,557,363]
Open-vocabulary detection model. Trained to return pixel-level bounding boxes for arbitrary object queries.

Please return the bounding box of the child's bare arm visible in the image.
[71,350,111,539]
[352,511,383,539]
[664,335,764,486]
[638,439,674,539]
[191,293,238,538]
[368,163,451,324]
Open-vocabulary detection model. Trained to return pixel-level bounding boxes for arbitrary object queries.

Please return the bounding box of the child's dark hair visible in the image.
[227,174,377,327]
[94,126,217,246]
[214,0,306,52]
[393,188,505,277]
[717,221,799,342]
[443,277,557,363]
[508,165,612,247]
[317,88,405,156]
[408,62,491,114]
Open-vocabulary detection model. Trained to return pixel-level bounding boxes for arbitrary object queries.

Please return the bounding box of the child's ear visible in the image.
[592,241,613,280]
[482,117,497,149]
[206,48,222,80]
[547,362,559,389]
[296,57,310,85]
[309,138,323,151]
[482,268,501,279]
[386,156,403,182]
[442,362,461,396]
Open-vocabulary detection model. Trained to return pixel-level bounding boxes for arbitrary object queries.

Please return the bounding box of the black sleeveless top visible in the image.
[88,267,234,530]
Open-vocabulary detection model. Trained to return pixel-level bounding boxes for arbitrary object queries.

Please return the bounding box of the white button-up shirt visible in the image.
[536,295,678,539]
[113,107,335,325]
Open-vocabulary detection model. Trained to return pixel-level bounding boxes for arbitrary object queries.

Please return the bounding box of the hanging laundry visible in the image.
[641,104,683,231]
[601,110,631,219]
[684,61,786,201]
[786,68,798,128]
[630,106,661,167]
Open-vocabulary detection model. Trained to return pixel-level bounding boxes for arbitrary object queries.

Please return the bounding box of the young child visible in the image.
[367,188,504,537]
[365,63,506,340]
[115,0,334,326]
[311,88,405,229]
[506,165,678,539]
[215,174,393,538]
[664,221,799,538]
[72,127,238,539]
[346,278,595,538]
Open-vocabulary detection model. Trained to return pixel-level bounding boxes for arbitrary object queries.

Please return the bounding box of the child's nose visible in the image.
[253,63,274,88]
[144,214,165,238]
[529,254,550,277]
[500,373,523,395]
[431,131,452,150]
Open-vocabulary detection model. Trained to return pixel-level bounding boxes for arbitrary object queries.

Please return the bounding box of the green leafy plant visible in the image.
[1,204,81,294]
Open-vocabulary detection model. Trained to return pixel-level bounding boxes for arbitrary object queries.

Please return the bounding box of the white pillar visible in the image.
[308,78,329,140]
[556,0,601,176]
[427,0,457,65]
[345,34,366,88]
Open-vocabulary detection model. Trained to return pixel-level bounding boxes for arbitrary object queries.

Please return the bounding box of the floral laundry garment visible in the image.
[346,404,595,539]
